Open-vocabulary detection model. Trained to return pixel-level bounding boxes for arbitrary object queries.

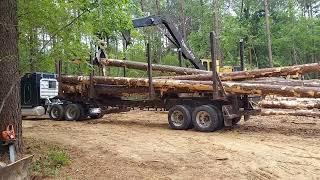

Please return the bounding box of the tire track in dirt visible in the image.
[24,111,320,179]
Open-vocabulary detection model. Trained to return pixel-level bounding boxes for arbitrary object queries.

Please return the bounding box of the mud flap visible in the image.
[222,105,239,127]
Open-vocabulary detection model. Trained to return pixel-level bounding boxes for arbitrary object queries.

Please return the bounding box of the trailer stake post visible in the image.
[210,32,219,99]
[240,39,244,71]
[178,48,182,67]
[239,39,250,120]
[58,60,62,97]
[147,43,155,99]
[89,55,95,98]
[123,41,127,77]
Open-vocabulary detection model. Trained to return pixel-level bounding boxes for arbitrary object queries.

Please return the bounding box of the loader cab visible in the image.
[200,59,233,73]
[21,73,58,116]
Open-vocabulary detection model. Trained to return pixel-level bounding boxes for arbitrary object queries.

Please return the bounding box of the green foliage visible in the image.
[18,0,133,74]
[18,0,320,75]
[31,149,70,177]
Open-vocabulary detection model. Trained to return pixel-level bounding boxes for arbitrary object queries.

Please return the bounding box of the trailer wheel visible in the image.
[192,105,223,132]
[168,105,192,130]
[49,104,64,120]
[65,104,84,121]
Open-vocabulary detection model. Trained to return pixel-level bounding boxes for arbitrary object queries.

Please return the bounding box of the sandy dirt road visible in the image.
[23,110,320,179]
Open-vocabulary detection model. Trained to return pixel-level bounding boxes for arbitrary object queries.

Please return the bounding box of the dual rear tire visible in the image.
[49,104,103,121]
[64,104,85,121]
[49,104,84,121]
[49,104,64,121]
[168,104,224,132]
[168,105,192,130]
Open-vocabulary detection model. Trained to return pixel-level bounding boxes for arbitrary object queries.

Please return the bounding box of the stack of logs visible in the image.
[61,59,320,117]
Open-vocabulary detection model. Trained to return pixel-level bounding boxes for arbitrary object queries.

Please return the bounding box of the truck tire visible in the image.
[168,105,192,130]
[192,105,223,132]
[65,104,84,121]
[48,104,64,121]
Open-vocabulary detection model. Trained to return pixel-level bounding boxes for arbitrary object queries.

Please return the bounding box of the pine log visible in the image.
[244,78,320,87]
[265,96,320,102]
[155,62,320,81]
[260,109,320,117]
[61,75,320,98]
[260,100,320,110]
[100,59,208,75]
[61,76,214,92]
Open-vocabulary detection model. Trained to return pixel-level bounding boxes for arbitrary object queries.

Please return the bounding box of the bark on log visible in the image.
[61,76,320,98]
[265,96,320,102]
[260,100,320,110]
[261,109,320,117]
[155,62,320,81]
[100,59,208,75]
[61,76,213,93]
[244,78,320,87]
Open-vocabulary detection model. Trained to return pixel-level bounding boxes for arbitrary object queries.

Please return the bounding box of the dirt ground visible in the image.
[23,110,320,179]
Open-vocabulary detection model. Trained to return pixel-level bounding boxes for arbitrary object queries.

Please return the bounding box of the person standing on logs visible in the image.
[93,40,108,76]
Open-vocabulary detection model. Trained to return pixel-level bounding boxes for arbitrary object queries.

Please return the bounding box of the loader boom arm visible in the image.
[125,15,205,70]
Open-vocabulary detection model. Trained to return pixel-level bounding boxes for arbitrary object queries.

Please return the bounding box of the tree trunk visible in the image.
[155,0,161,14]
[61,76,320,98]
[212,0,223,65]
[0,0,22,157]
[140,0,145,12]
[261,109,320,118]
[179,0,187,40]
[156,62,320,81]
[29,28,37,72]
[264,0,273,67]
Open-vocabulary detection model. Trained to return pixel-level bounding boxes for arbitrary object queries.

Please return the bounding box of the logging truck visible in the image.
[51,32,259,133]
[21,16,320,132]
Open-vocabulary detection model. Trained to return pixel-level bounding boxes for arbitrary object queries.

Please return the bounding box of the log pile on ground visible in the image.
[62,59,320,117]
[259,96,320,117]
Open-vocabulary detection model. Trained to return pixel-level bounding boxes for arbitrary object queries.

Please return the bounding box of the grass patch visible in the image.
[31,150,70,177]
[24,137,70,178]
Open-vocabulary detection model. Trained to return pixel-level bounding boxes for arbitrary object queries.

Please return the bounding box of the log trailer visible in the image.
[45,31,260,133]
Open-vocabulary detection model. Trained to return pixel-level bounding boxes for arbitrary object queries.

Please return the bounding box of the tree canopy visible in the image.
[18,0,320,76]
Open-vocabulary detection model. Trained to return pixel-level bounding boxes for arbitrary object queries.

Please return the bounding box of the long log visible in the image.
[244,78,320,87]
[260,100,320,110]
[61,76,214,92]
[100,59,208,75]
[261,108,320,117]
[265,96,320,102]
[61,76,320,98]
[155,62,320,81]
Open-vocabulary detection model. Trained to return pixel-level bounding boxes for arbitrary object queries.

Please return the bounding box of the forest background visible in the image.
[19,0,320,77]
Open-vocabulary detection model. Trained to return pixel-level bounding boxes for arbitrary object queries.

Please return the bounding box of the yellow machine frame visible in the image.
[200,59,233,73]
